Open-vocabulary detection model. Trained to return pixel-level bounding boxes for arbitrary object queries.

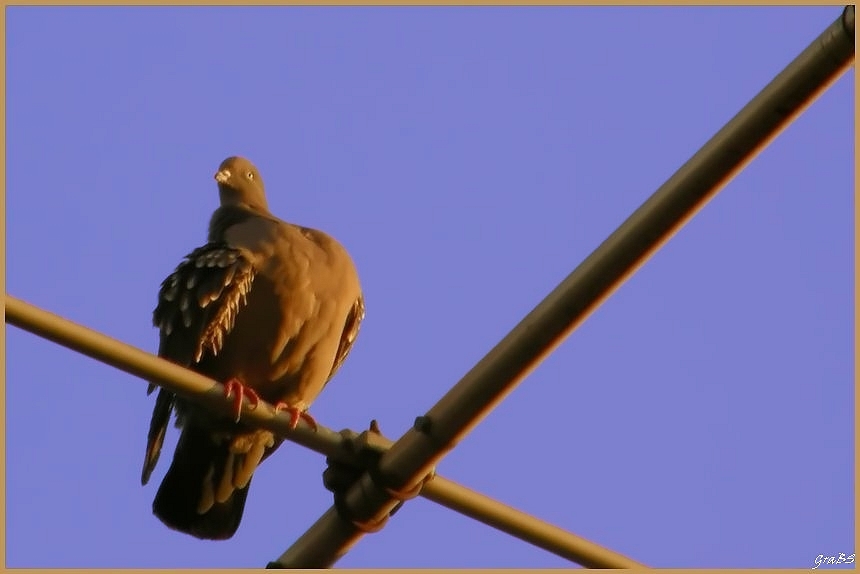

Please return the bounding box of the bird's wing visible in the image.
[154,242,256,368]
[327,294,365,383]
[142,242,256,485]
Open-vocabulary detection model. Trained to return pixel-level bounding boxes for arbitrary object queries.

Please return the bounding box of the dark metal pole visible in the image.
[272,6,854,568]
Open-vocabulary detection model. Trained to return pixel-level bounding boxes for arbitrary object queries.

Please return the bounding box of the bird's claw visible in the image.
[273,402,318,431]
[224,378,260,423]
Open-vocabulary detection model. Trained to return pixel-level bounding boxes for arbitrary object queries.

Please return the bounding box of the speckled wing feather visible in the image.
[327,295,365,383]
[155,243,255,368]
[141,242,255,485]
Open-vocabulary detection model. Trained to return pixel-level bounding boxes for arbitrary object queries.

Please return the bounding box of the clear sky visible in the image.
[5,5,854,569]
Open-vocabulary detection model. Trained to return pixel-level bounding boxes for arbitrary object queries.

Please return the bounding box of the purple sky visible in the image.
[5,6,854,569]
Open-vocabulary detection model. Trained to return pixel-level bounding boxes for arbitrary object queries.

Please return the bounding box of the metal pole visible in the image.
[421,478,643,569]
[4,294,640,567]
[272,6,854,568]
[4,294,340,456]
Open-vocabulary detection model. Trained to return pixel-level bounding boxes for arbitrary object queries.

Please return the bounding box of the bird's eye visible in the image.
[246,171,254,180]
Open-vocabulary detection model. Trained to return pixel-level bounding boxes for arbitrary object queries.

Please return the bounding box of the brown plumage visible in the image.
[142,156,364,540]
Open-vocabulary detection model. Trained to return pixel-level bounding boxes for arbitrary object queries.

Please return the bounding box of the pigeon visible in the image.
[141,156,365,540]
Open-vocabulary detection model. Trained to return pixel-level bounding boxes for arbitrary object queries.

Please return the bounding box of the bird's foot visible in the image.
[273,402,318,431]
[223,378,261,422]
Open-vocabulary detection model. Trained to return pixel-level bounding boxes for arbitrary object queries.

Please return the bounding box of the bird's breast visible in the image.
[200,223,360,407]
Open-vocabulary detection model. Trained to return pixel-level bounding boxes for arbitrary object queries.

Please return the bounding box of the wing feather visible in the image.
[326,295,365,383]
[153,242,256,367]
[142,243,256,481]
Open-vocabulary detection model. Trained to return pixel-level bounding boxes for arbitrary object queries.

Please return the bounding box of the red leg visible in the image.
[223,378,261,422]
[273,402,318,431]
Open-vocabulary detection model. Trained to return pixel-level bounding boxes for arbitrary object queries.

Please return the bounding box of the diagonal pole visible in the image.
[4,294,642,568]
[271,6,855,568]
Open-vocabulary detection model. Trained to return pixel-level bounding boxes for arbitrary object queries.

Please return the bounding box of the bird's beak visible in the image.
[214,169,231,184]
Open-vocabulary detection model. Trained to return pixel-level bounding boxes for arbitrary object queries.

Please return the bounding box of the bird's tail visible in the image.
[142,387,174,486]
[152,423,277,540]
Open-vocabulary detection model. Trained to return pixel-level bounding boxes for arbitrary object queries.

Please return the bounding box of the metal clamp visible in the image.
[324,419,435,531]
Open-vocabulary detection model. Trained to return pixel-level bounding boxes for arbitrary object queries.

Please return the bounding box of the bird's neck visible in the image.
[218,187,269,212]
[208,205,268,242]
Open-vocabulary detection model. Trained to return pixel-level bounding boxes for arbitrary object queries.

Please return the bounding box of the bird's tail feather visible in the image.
[152,424,264,541]
[142,387,174,486]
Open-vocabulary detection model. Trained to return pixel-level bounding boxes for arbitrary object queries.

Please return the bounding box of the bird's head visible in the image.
[214,156,269,212]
